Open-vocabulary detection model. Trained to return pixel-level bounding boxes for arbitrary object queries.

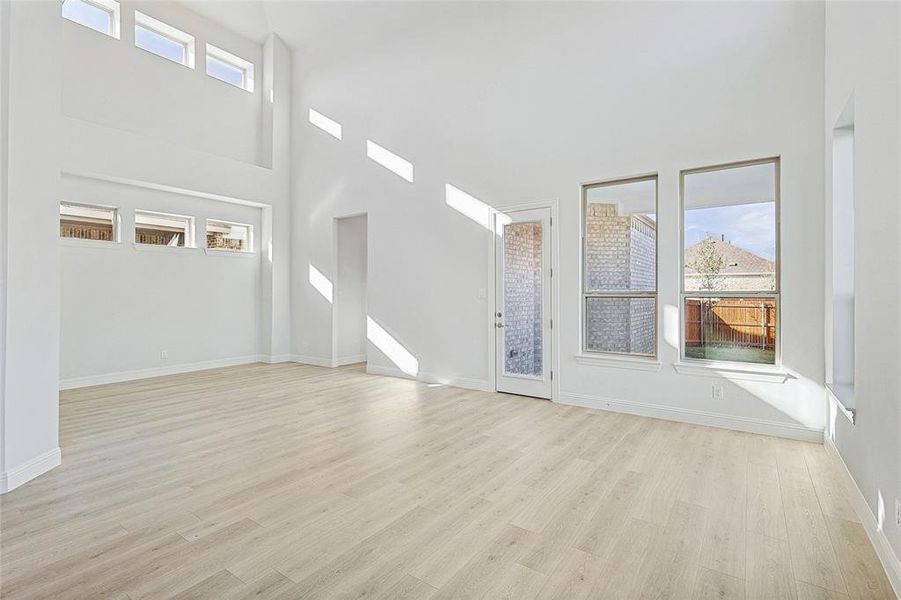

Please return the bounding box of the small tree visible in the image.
[692,238,725,349]
[692,238,724,291]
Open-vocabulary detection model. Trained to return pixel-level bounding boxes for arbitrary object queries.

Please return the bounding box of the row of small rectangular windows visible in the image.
[60,202,253,252]
[62,0,254,93]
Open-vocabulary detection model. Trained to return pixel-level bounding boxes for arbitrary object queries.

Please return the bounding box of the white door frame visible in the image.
[331,212,369,368]
[488,200,559,401]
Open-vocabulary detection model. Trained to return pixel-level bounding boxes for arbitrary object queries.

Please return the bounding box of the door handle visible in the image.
[495,322,505,328]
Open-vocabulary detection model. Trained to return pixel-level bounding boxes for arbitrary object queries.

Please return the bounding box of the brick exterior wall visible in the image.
[584,204,656,355]
[503,221,543,376]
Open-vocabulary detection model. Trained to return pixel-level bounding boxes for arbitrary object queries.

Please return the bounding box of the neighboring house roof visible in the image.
[684,236,774,274]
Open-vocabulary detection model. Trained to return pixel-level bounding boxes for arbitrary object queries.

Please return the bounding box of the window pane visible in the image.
[503,221,542,377]
[62,0,112,35]
[207,55,245,88]
[585,296,655,356]
[584,178,656,292]
[135,211,191,247]
[206,220,250,251]
[684,297,776,364]
[60,203,115,241]
[683,162,776,293]
[136,25,187,65]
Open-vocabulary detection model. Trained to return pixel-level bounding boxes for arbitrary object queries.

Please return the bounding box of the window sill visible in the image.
[60,238,123,249]
[204,248,256,257]
[827,383,856,424]
[132,243,201,254]
[673,361,793,383]
[574,353,661,372]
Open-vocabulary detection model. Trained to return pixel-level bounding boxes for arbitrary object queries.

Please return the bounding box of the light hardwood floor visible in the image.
[0,363,895,599]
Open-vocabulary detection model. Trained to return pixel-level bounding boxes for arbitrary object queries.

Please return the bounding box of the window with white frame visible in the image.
[134,210,194,247]
[582,175,658,357]
[206,220,252,252]
[134,11,195,68]
[681,158,779,365]
[61,0,120,39]
[60,202,118,242]
[206,44,254,93]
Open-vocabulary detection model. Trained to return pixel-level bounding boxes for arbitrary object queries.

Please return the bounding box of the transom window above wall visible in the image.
[681,158,780,366]
[206,44,254,92]
[134,210,194,247]
[581,175,658,358]
[61,0,121,39]
[134,11,195,68]
[60,202,118,242]
[206,220,252,252]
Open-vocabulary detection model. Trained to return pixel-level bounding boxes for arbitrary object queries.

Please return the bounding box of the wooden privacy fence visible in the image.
[685,298,776,349]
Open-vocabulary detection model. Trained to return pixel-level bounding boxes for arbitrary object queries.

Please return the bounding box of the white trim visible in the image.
[132,243,200,253]
[825,437,901,598]
[574,353,661,372]
[204,248,256,257]
[59,355,263,389]
[0,447,61,494]
[826,383,856,424]
[61,171,269,209]
[291,354,335,368]
[558,390,823,442]
[260,354,293,364]
[60,238,123,249]
[673,361,793,383]
[335,354,366,367]
[367,363,491,392]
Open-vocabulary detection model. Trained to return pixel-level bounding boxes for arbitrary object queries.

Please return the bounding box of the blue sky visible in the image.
[684,202,776,260]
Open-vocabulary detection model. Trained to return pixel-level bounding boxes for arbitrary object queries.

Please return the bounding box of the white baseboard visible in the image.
[366,364,491,392]
[825,437,901,598]
[291,354,336,368]
[335,354,366,367]
[558,391,824,443]
[59,355,264,390]
[261,354,294,364]
[0,447,61,494]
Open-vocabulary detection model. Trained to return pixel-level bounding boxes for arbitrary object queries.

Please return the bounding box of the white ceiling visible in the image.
[183,1,473,61]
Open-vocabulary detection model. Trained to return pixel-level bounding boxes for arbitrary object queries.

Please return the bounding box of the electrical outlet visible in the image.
[160,350,169,360]
[895,498,900,528]
[711,384,724,400]
[477,288,487,300]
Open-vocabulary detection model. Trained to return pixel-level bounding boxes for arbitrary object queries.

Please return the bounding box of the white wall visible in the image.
[1,1,292,492]
[334,214,367,365]
[291,1,826,438]
[59,176,262,386]
[824,0,901,575]
[62,1,264,165]
[1,1,63,491]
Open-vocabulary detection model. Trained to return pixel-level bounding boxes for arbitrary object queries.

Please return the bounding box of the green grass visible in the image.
[685,345,775,365]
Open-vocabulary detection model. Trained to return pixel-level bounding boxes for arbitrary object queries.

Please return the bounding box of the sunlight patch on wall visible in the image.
[367,316,419,376]
[663,304,679,350]
[309,264,333,303]
[308,108,342,140]
[366,140,414,183]
[445,184,509,235]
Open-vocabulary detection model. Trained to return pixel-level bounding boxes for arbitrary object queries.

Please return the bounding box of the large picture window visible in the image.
[582,175,657,357]
[681,158,779,365]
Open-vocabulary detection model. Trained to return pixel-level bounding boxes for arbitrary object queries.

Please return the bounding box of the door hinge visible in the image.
[550,217,553,227]
[550,318,553,329]
[550,370,554,381]
[550,267,553,278]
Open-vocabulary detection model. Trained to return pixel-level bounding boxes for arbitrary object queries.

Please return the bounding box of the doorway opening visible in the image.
[333,214,368,367]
